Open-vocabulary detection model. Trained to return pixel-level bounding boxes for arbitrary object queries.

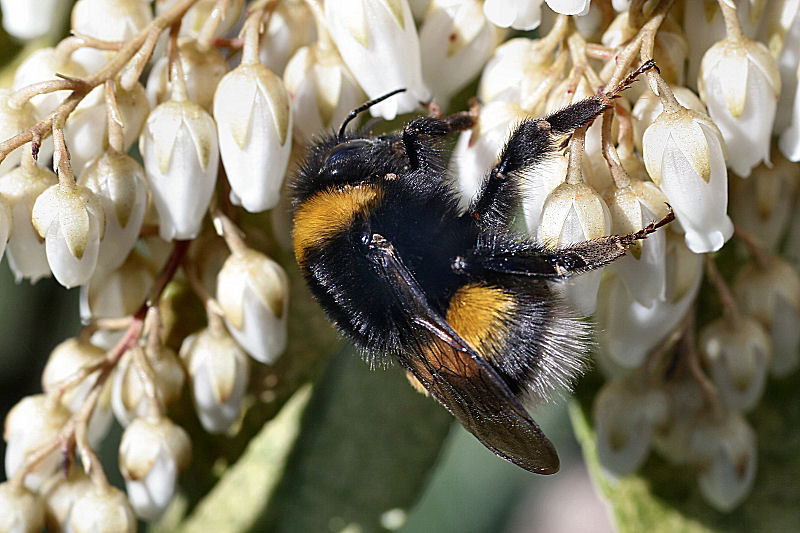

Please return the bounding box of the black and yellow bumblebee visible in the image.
[290,61,671,474]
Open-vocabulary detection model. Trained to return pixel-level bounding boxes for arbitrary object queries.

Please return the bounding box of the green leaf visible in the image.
[571,371,800,533]
[255,347,453,533]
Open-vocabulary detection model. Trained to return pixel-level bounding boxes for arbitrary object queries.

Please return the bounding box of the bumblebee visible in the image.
[290,61,672,474]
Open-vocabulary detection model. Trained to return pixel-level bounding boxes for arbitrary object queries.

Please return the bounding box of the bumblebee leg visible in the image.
[402,112,476,170]
[470,60,658,226]
[459,209,675,279]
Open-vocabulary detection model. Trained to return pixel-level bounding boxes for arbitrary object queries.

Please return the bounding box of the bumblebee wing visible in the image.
[365,233,560,474]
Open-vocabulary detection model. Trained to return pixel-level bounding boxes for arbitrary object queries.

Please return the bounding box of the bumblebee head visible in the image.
[291,89,407,206]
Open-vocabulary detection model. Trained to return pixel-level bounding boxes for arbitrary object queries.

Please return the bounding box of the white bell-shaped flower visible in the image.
[214,36,292,213]
[0,89,36,175]
[449,101,529,210]
[595,232,703,369]
[0,153,57,283]
[67,82,149,169]
[325,0,429,119]
[545,0,590,16]
[778,61,800,161]
[605,179,670,307]
[729,154,796,251]
[631,85,706,153]
[70,0,152,73]
[217,248,289,364]
[69,485,136,533]
[41,338,113,446]
[419,0,500,108]
[283,42,365,142]
[734,257,800,377]
[145,40,228,112]
[80,252,154,325]
[689,412,757,512]
[156,0,244,40]
[40,465,93,532]
[482,0,543,30]
[4,394,70,490]
[32,182,105,288]
[699,35,780,177]
[258,1,316,76]
[478,36,555,105]
[139,88,219,241]
[538,179,611,316]
[12,47,87,122]
[772,5,800,134]
[593,375,668,476]
[0,482,44,533]
[642,89,733,253]
[699,317,771,412]
[111,346,185,427]
[0,0,70,40]
[81,151,148,275]
[180,323,250,433]
[0,90,36,175]
[119,416,191,521]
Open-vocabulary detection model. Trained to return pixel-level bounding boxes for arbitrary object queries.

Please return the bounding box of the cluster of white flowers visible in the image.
[0,0,798,528]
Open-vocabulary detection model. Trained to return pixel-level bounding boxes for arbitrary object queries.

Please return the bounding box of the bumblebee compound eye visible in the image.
[323,139,374,176]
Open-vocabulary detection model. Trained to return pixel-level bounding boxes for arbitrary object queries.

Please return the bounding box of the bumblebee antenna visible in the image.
[337,88,407,141]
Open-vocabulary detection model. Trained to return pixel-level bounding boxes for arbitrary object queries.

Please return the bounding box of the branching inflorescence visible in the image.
[0,0,799,529]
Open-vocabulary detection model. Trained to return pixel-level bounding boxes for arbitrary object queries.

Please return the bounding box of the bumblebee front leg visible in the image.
[469,59,658,227]
[402,111,476,170]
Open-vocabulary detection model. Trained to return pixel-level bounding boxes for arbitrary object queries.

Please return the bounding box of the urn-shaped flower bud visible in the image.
[4,394,70,490]
[12,48,87,121]
[259,1,317,76]
[631,86,706,152]
[419,0,500,107]
[71,0,153,73]
[642,99,733,253]
[284,43,364,142]
[157,0,245,40]
[689,412,757,512]
[41,338,113,445]
[0,90,36,175]
[482,0,543,30]
[32,182,105,288]
[214,59,292,213]
[593,376,668,475]
[604,180,670,306]
[538,180,611,315]
[699,317,771,412]
[111,346,185,427]
[0,0,69,40]
[0,482,45,533]
[139,98,219,241]
[180,324,250,433]
[325,0,429,119]
[478,37,554,104]
[217,248,289,363]
[729,154,796,251]
[146,40,228,112]
[699,36,780,177]
[0,155,55,283]
[734,258,800,377]
[119,416,191,521]
[69,485,136,533]
[40,464,94,532]
[596,232,703,369]
[81,151,148,274]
